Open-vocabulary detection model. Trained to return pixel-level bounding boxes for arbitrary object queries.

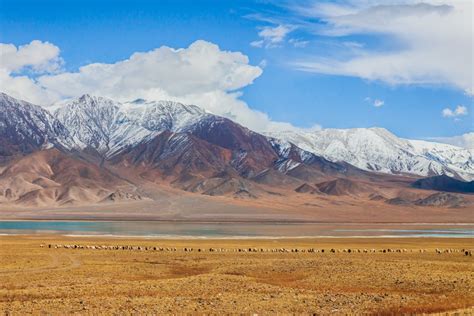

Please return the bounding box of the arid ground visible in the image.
[0,235,473,314]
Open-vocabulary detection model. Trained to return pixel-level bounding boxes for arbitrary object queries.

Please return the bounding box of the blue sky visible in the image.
[0,0,472,139]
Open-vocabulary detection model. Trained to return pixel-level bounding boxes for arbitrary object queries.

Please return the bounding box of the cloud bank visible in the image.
[289,0,473,95]
[430,132,474,149]
[0,40,63,104]
[0,40,298,132]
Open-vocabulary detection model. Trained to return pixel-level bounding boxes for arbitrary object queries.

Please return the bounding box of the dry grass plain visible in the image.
[0,236,473,315]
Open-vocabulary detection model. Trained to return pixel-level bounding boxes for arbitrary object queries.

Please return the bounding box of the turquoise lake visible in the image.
[0,221,472,238]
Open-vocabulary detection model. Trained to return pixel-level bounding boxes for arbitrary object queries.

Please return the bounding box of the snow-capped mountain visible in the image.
[121,99,211,132]
[409,140,474,179]
[52,95,223,158]
[1,92,473,209]
[2,92,472,181]
[266,128,474,181]
[53,95,155,157]
[0,92,73,155]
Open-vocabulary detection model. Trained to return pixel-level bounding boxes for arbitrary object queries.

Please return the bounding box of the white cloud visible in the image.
[0,69,60,105]
[454,105,468,116]
[289,38,309,48]
[442,105,468,118]
[251,24,294,48]
[364,97,384,107]
[430,132,474,149]
[250,40,263,48]
[373,99,384,107]
[0,40,63,73]
[0,39,305,133]
[38,40,262,99]
[291,1,473,95]
[441,108,454,117]
[0,40,64,104]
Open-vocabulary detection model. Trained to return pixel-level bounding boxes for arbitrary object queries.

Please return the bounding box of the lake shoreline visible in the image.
[1,218,473,225]
[1,233,473,239]
[0,221,472,238]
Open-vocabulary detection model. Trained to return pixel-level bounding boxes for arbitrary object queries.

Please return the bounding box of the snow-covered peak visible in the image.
[72,94,119,109]
[0,92,42,112]
[408,139,474,178]
[268,127,410,165]
[267,127,474,180]
[0,92,74,150]
[51,95,217,157]
[53,95,153,157]
[0,92,16,103]
[4,92,470,181]
[129,98,147,104]
[121,99,210,132]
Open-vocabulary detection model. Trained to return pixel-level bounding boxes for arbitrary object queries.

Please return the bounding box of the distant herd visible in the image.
[40,244,473,256]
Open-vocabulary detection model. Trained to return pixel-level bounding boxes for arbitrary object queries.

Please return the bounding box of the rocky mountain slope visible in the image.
[53,95,155,157]
[1,93,357,205]
[267,128,474,181]
[412,175,474,193]
[51,94,474,182]
[0,92,472,209]
[0,93,73,160]
[121,99,210,132]
[0,149,141,206]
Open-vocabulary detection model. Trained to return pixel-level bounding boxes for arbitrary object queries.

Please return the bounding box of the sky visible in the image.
[0,0,472,142]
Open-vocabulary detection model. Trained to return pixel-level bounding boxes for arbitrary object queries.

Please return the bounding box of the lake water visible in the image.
[0,221,473,238]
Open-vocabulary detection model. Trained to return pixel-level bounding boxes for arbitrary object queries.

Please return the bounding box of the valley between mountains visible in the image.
[0,92,473,222]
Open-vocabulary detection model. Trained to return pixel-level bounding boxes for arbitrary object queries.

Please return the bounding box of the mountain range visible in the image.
[0,92,472,220]
[266,128,474,181]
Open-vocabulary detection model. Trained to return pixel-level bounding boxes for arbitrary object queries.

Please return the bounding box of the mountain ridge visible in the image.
[1,92,472,212]
[4,92,472,182]
[267,128,474,181]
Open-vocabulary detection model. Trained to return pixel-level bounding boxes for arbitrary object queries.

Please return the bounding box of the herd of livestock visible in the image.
[41,244,473,256]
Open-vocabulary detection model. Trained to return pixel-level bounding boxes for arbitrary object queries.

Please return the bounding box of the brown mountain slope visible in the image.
[315,178,376,197]
[188,117,278,177]
[295,183,320,194]
[412,175,474,193]
[0,149,141,206]
[109,131,233,180]
[251,168,303,187]
[414,192,469,208]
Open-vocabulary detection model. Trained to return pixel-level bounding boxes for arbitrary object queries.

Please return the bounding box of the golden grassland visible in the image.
[0,235,473,314]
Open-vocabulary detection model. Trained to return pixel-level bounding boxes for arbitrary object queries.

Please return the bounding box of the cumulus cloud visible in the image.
[0,40,63,104]
[442,105,468,118]
[38,41,262,99]
[0,39,304,132]
[0,40,62,73]
[250,24,294,48]
[0,69,60,105]
[430,132,474,149]
[291,1,473,95]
